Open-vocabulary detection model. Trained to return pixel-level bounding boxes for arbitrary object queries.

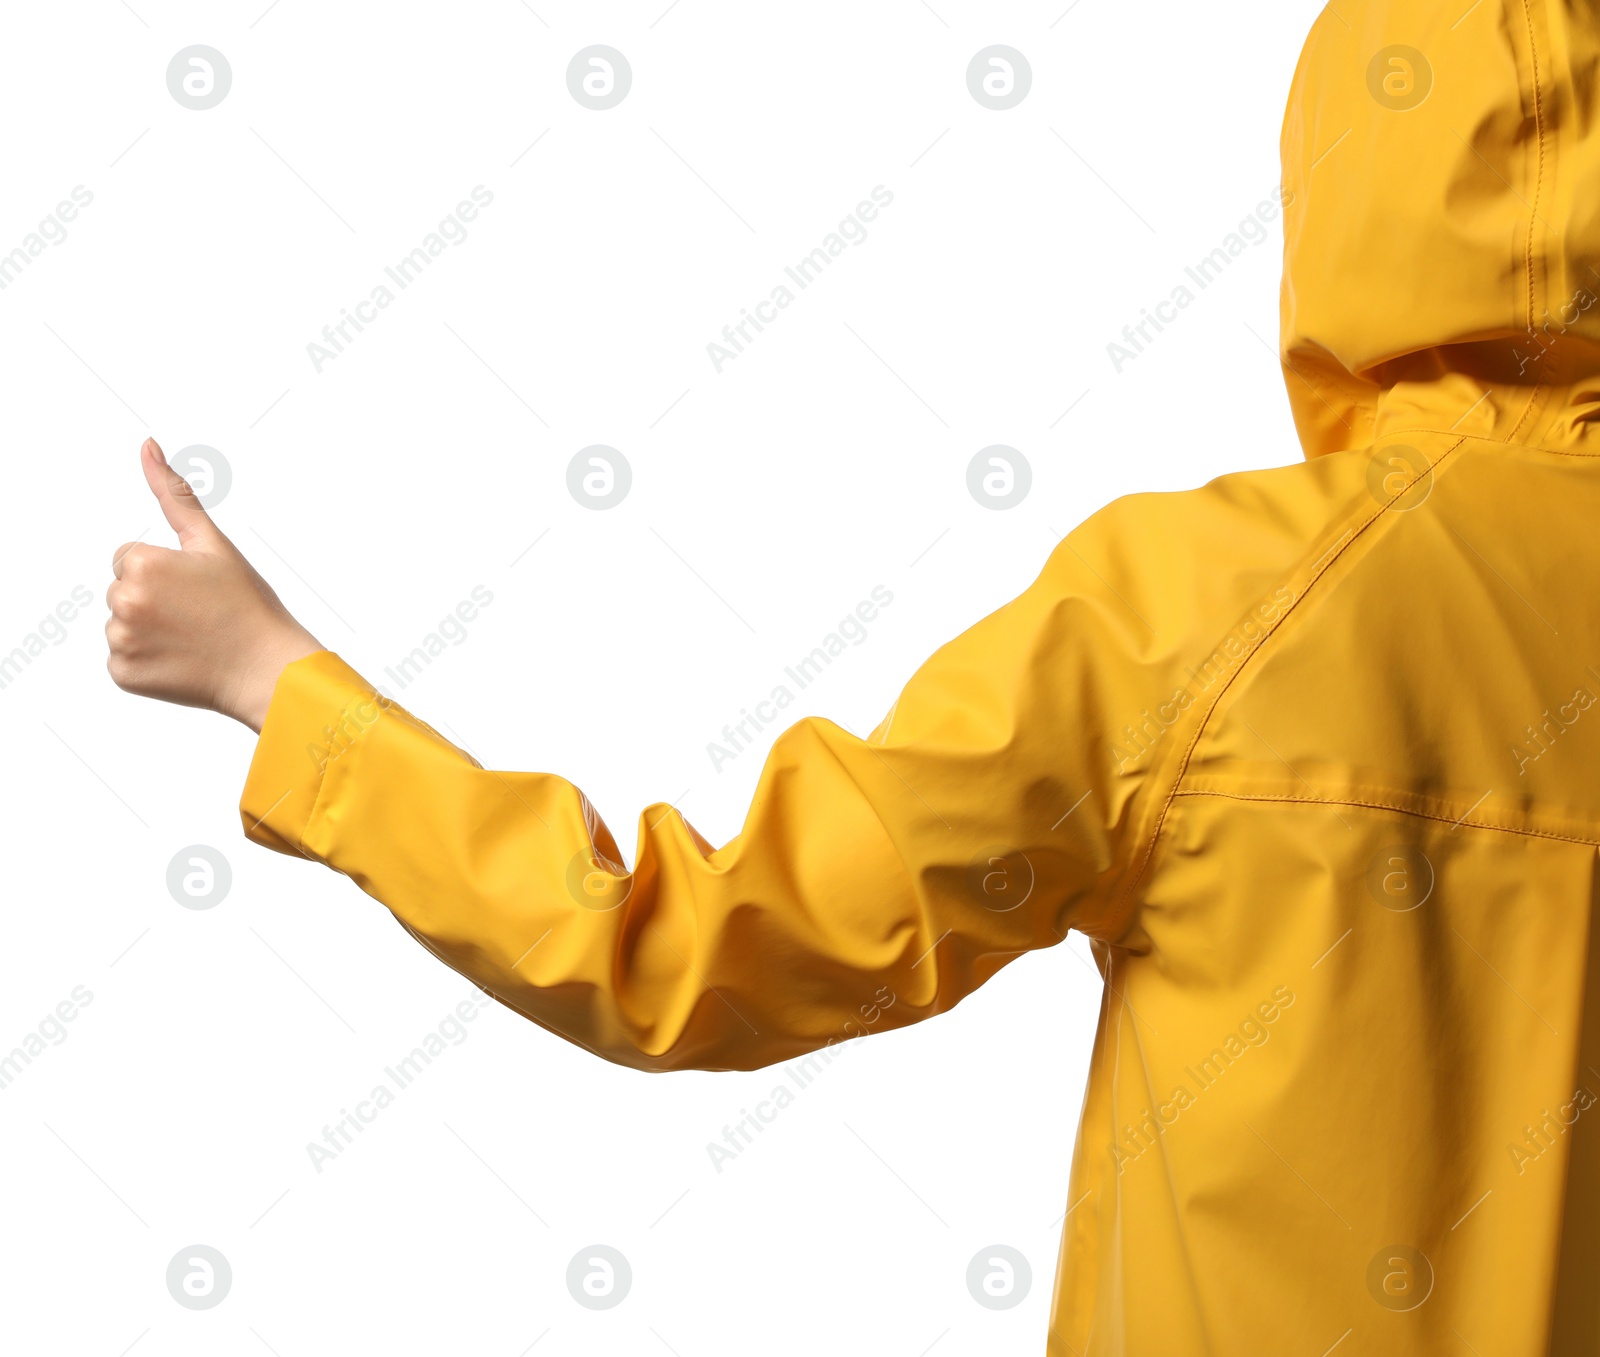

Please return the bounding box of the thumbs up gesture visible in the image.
[106,439,321,732]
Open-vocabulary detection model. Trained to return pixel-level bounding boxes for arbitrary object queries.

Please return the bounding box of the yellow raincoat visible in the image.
[241,1,1600,1348]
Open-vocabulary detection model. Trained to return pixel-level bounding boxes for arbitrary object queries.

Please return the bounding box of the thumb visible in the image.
[141,438,223,549]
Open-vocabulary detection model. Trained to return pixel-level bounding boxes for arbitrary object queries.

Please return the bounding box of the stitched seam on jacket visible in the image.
[1172,787,1600,849]
[1110,436,1470,927]
[1507,0,1549,447]
[1520,0,1547,342]
[1369,426,1598,459]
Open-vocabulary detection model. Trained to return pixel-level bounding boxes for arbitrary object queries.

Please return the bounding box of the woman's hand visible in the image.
[106,438,322,733]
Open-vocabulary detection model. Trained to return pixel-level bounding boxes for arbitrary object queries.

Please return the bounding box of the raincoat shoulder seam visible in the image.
[1381,427,1600,459]
[1111,437,1471,922]
[1172,787,1600,848]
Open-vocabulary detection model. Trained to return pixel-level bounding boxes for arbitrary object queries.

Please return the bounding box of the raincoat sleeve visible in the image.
[239,538,1142,1072]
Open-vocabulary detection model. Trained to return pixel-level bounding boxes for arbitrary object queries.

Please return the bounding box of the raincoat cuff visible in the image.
[240,649,378,857]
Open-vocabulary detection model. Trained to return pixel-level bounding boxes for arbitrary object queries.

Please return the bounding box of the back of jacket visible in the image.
[1051,436,1600,1353]
[238,1,1600,1352]
[1052,1,1600,1349]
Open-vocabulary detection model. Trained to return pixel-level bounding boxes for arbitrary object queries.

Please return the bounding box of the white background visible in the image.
[0,2,1323,1352]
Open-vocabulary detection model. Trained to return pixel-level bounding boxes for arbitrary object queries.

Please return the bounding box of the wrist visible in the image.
[227,625,322,733]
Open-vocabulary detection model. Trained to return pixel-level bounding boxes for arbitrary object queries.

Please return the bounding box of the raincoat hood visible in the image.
[1280,0,1600,458]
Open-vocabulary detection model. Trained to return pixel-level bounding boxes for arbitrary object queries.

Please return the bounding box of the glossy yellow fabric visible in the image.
[242,2,1600,1349]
